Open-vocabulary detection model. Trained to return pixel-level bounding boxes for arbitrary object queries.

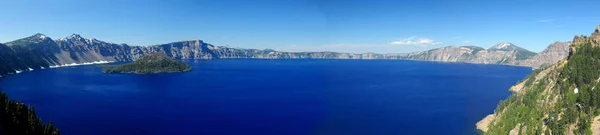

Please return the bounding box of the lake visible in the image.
[0,59,531,135]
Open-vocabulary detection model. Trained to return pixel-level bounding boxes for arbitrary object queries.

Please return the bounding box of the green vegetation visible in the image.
[486,39,600,134]
[521,66,547,86]
[1,91,60,135]
[102,53,192,74]
[487,75,549,134]
[515,50,537,60]
[495,59,509,64]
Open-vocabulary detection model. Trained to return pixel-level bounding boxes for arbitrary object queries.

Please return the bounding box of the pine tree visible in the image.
[1,91,60,135]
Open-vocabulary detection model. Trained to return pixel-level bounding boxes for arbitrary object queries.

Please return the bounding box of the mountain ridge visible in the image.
[0,33,570,76]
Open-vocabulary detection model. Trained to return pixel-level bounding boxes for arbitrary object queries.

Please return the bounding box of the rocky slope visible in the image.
[517,41,571,68]
[391,43,540,65]
[0,34,569,76]
[477,25,600,135]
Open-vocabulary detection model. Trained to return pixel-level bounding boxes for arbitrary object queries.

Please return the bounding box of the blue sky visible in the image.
[1,0,600,53]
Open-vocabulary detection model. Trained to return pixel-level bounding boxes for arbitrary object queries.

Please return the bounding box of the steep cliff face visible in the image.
[391,42,540,65]
[392,46,483,62]
[517,42,571,68]
[54,34,134,64]
[1,34,61,73]
[0,34,569,76]
[0,44,19,75]
[477,25,600,135]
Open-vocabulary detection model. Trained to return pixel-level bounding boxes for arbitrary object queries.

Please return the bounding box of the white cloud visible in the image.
[537,19,555,23]
[273,36,442,53]
[389,36,442,47]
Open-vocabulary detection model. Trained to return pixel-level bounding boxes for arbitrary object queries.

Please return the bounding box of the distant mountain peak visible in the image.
[486,42,536,60]
[4,33,53,46]
[488,42,530,51]
[58,34,99,44]
[33,33,46,38]
[178,39,204,43]
[60,33,84,41]
[69,34,83,39]
[490,42,515,50]
[25,33,49,40]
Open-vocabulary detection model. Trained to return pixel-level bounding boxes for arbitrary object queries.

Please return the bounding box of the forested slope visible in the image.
[1,91,60,135]
[478,26,600,135]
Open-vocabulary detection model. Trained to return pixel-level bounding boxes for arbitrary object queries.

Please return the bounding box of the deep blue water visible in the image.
[0,59,531,135]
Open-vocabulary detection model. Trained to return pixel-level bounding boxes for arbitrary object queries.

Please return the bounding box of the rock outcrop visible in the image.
[476,114,496,132]
[517,42,570,68]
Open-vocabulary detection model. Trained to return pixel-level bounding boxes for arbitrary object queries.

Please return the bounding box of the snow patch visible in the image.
[69,34,80,39]
[49,61,114,68]
[494,43,512,49]
[41,67,45,69]
[15,70,22,74]
[28,67,34,71]
[460,47,472,52]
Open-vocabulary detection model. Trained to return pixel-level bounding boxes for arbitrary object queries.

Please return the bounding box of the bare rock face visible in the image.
[571,25,600,56]
[517,42,570,68]
[594,25,600,36]
[476,114,496,132]
[509,124,522,135]
[396,46,482,62]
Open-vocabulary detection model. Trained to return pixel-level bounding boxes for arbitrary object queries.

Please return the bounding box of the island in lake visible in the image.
[102,53,192,74]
